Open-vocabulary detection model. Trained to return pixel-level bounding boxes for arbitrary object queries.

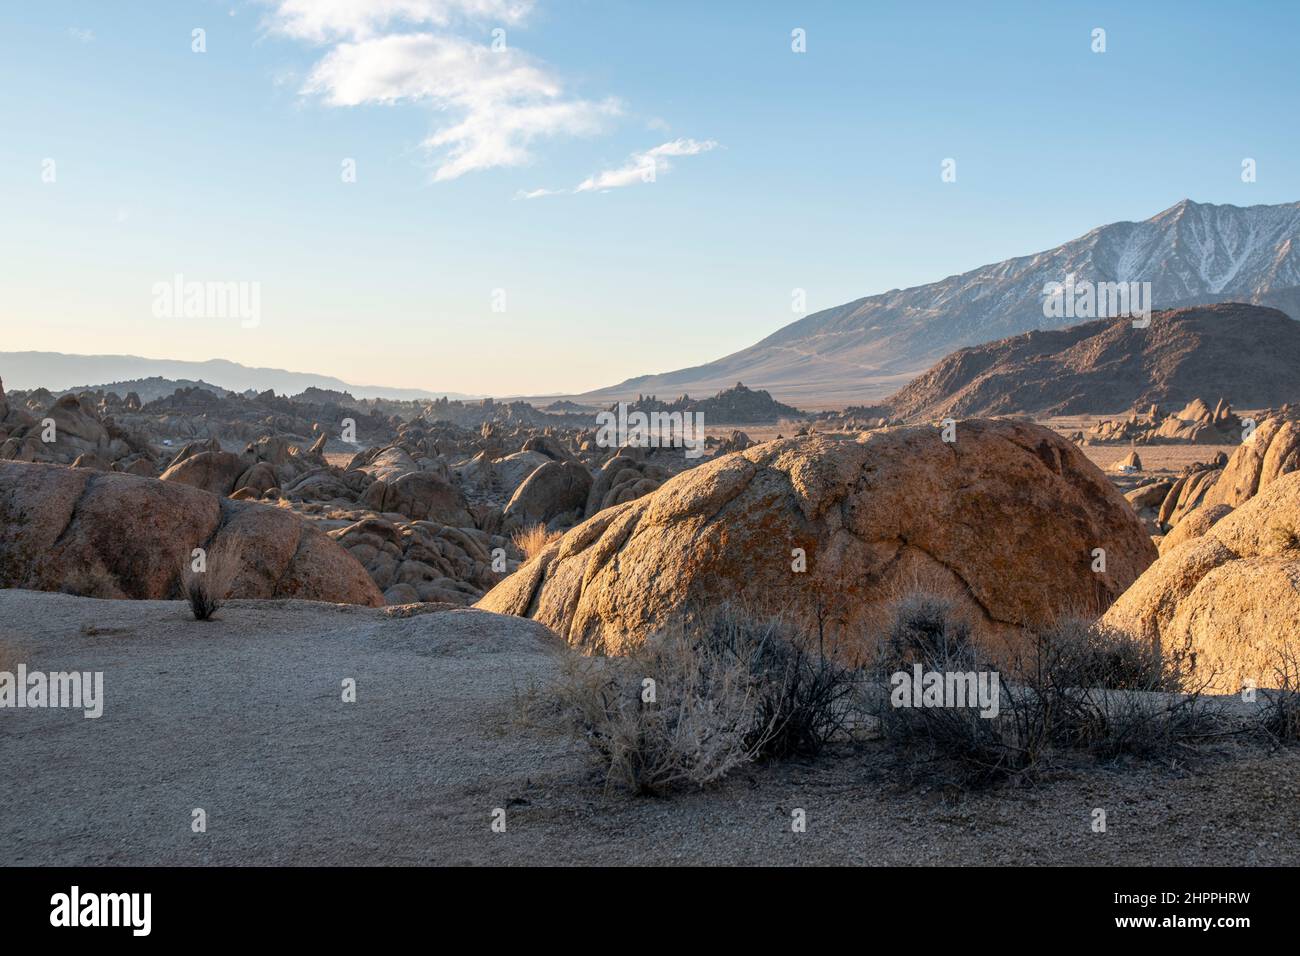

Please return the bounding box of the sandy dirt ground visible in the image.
[3,590,1298,866]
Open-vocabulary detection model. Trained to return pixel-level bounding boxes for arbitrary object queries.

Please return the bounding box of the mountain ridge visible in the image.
[577,199,1300,406]
[0,352,482,402]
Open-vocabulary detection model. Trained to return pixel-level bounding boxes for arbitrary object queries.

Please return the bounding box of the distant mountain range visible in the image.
[578,200,1300,406]
[870,303,1300,421]
[0,353,481,401]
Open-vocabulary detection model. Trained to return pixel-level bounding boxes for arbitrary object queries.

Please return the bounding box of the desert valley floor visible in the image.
[3,589,1299,867]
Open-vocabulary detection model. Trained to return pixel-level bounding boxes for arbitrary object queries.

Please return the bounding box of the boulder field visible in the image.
[0,460,382,605]
[478,420,1157,657]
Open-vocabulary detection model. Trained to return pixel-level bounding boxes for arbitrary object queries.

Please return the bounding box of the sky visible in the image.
[1,0,1297,396]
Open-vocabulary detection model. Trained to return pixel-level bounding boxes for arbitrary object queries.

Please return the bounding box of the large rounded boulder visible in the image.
[502,460,592,531]
[360,470,474,526]
[1102,470,1300,693]
[158,449,250,496]
[478,421,1157,656]
[0,461,383,605]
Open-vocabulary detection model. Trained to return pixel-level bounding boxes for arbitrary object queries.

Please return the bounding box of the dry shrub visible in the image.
[1034,616,1180,693]
[1259,650,1300,744]
[554,607,859,795]
[871,594,1031,786]
[180,538,241,621]
[511,523,561,561]
[1018,617,1218,759]
[871,597,1223,787]
[1265,522,1300,555]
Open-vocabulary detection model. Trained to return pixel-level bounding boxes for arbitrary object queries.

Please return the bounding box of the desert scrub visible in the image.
[870,594,1036,786]
[554,608,860,795]
[1018,617,1219,759]
[870,597,1223,787]
[1031,616,1181,693]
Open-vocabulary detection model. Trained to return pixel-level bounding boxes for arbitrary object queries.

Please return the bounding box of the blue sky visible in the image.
[1,1,1296,395]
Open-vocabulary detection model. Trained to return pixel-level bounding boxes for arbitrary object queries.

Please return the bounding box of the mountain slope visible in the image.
[582,200,1300,406]
[873,303,1300,420]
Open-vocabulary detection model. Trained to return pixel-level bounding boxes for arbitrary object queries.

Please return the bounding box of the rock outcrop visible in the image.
[1200,413,1300,511]
[328,515,507,606]
[479,420,1157,656]
[359,470,474,526]
[0,461,382,606]
[583,455,667,518]
[1102,471,1300,692]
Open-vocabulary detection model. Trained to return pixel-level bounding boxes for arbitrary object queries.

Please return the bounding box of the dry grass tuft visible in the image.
[180,538,242,622]
[511,523,562,561]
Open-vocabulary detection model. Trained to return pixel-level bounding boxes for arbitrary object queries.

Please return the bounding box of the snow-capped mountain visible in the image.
[583,199,1300,405]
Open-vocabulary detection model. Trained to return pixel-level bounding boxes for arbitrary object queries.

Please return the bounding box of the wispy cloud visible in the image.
[519,138,719,197]
[68,27,94,43]
[576,138,718,192]
[266,0,618,181]
[515,186,564,200]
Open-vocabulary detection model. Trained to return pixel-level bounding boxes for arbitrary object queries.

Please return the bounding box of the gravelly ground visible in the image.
[2,589,1298,866]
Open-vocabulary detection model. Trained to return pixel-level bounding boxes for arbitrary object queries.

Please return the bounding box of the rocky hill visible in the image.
[61,376,234,403]
[617,382,805,424]
[870,303,1300,420]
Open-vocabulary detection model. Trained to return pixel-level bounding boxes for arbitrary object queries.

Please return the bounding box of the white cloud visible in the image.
[574,138,719,192]
[68,27,94,43]
[515,187,563,200]
[266,0,534,43]
[274,2,619,181]
[302,34,555,106]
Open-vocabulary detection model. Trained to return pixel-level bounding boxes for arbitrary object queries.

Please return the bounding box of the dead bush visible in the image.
[554,607,859,795]
[871,594,1035,786]
[1035,617,1180,693]
[709,609,858,760]
[871,597,1223,787]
